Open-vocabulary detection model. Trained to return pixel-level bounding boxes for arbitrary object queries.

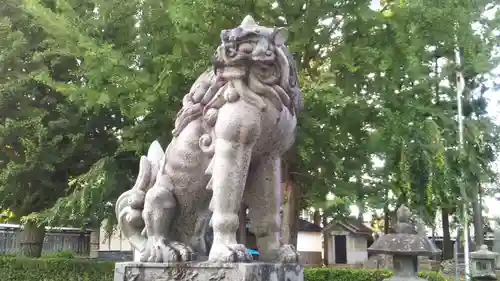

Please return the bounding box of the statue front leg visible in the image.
[245,156,299,263]
[208,101,259,263]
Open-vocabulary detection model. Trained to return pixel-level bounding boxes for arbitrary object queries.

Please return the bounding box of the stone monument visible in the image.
[368,206,441,281]
[114,15,304,281]
[470,245,498,281]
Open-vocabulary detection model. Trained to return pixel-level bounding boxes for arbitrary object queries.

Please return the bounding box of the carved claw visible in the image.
[208,243,253,263]
[140,236,195,262]
[277,244,300,263]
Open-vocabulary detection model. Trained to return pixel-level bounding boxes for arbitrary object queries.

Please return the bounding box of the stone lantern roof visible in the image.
[470,245,498,260]
[368,205,441,257]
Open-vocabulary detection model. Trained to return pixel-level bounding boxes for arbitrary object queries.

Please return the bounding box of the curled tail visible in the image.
[115,141,165,252]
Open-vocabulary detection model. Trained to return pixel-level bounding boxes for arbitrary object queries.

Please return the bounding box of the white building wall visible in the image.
[346,235,368,264]
[327,231,368,265]
[328,235,335,264]
[297,231,323,252]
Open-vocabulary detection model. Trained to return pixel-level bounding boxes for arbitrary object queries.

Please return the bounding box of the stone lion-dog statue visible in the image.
[116,15,303,263]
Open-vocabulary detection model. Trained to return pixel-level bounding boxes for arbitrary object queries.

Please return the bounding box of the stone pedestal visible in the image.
[114,262,304,281]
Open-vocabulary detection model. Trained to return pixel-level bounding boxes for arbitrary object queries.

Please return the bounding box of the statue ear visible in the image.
[272,27,288,46]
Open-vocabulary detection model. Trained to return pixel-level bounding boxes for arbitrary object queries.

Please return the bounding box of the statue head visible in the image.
[212,15,303,115]
[218,15,288,65]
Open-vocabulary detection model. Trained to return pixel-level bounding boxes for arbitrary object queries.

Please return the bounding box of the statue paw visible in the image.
[208,243,253,263]
[277,244,299,263]
[140,237,194,262]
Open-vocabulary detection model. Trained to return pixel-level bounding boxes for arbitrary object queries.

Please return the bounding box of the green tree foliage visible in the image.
[0,0,131,256]
[301,1,499,222]
[1,0,499,258]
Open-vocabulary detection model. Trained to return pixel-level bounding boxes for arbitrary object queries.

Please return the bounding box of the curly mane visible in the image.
[173,18,302,137]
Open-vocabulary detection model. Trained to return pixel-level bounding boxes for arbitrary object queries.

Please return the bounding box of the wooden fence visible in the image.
[0,223,91,256]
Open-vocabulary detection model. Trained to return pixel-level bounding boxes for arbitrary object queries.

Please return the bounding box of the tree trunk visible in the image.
[237,204,247,246]
[356,174,365,221]
[20,221,45,257]
[289,183,299,247]
[383,208,390,234]
[280,180,299,247]
[280,181,291,245]
[280,153,300,248]
[472,184,483,249]
[441,207,453,260]
[313,210,321,225]
[357,196,365,221]
[383,187,390,234]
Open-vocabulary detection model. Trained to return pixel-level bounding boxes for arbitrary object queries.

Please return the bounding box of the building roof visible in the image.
[322,217,373,236]
[298,219,322,232]
[0,223,90,234]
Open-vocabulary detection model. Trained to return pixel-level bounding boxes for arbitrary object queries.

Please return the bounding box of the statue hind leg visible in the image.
[208,100,259,263]
[140,119,206,262]
[141,172,186,262]
[244,156,299,263]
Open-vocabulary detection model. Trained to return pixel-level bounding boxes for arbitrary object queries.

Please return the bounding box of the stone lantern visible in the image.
[470,244,498,281]
[368,205,441,281]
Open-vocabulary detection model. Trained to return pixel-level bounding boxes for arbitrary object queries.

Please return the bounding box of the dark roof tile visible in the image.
[298,219,322,232]
[323,217,373,236]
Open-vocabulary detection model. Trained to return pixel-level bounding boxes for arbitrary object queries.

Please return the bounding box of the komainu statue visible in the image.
[116,15,303,263]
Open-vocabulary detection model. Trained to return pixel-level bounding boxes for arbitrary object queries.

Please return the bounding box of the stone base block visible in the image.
[114,262,304,281]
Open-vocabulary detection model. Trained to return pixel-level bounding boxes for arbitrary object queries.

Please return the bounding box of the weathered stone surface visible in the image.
[115,14,303,264]
[114,262,304,281]
[367,206,441,281]
[470,245,498,280]
[368,233,441,256]
[368,206,441,257]
[363,254,438,272]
